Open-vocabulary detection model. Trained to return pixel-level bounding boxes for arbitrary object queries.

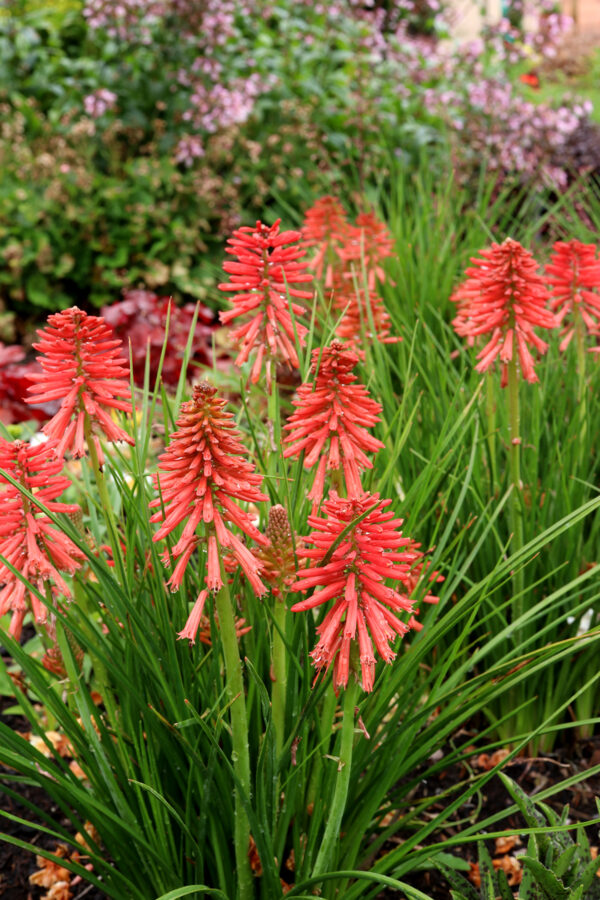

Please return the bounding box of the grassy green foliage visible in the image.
[1,167,600,897]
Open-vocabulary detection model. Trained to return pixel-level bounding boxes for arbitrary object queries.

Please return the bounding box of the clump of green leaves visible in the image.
[436,772,600,900]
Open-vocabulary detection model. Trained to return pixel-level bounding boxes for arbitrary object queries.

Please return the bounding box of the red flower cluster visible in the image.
[283,342,384,503]
[302,199,400,347]
[451,239,557,385]
[150,382,268,642]
[545,240,600,351]
[27,307,134,462]
[218,219,314,387]
[302,196,351,285]
[0,438,84,639]
[291,492,440,692]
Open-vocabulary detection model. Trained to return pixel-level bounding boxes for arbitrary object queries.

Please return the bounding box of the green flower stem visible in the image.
[271,594,288,760]
[575,311,587,443]
[306,681,338,814]
[83,416,125,581]
[507,356,524,631]
[214,571,253,900]
[311,678,359,880]
[485,370,498,492]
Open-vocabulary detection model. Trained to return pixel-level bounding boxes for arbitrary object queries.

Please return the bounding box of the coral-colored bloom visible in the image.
[334,287,400,347]
[150,382,268,640]
[283,342,384,503]
[291,492,440,692]
[27,307,133,462]
[0,439,84,639]
[545,240,600,351]
[339,212,396,292]
[302,196,351,286]
[451,238,557,385]
[218,219,314,387]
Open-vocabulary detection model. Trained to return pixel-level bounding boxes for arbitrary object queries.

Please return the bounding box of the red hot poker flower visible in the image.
[451,238,557,385]
[150,382,268,642]
[0,438,84,640]
[283,343,384,503]
[27,307,134,463]
[302,196,351,286]
[545,240,600,351]
[291,492,440,693]
[218,219,314,387]
[339,212,396,291]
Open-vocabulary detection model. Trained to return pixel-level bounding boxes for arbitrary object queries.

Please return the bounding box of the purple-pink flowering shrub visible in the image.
[424,79,591,189]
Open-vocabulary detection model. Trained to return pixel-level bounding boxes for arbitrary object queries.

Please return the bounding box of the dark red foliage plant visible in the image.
[101,290,216,388]
[0,344,49,425]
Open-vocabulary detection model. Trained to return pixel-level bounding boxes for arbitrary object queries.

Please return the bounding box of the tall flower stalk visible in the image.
[545,239,600,443]
[451,238,557,629]
[150,382,268,899]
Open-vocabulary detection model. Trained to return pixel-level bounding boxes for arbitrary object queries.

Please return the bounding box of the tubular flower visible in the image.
[150,382,268,641]
[27,307,134,463]
[291,492,441,692]
[545,240,600,351]
[218,219,314,387]
[451,238,557,385]
[0,438,84,640]
[334,287,400,348]
[339,212,396,291]
[302,196,351,286]
[283,343,384,504]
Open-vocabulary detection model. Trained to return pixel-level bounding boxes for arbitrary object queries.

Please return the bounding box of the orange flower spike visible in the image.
[545,239,600,351]
[291,492,441,692]
[339,212,396,291]
[150,382,269,642]
[451,238,557,385]
[302,196,351,286]
[0,438,84,640]
[26,307,134,462]
[218,219,314,387]
[283,343,384,504]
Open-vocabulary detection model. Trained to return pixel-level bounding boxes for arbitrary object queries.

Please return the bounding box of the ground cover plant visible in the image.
[1,171,600,899]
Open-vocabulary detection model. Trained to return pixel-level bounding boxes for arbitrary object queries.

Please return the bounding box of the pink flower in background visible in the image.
[291,492,440,692]
[83,88,118,118]
[0,439,84,640]
[451,239,557,385]
[545,240,600,351]
[27,307,134,463]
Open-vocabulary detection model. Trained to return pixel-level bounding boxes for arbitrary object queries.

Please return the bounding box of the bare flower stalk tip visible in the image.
[26,307,134,463]
[451,238,557,385]
[149,382,268,641]
[0,438,84,640]
[291,491,441,693]
[218,219,314,388]
[283,342,384,504]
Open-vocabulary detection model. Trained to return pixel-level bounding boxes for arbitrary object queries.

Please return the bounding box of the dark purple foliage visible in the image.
[101,290,216,387]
